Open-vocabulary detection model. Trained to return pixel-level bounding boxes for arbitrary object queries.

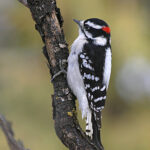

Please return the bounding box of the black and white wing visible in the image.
[78,51,107,128]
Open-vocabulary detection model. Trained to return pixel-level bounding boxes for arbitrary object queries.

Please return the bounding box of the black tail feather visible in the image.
[92,113,104,150]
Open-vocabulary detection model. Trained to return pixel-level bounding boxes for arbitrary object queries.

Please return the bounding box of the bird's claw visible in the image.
[51,59,67,81]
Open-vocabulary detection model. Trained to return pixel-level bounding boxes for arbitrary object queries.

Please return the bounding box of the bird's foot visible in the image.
[51,59,67,81]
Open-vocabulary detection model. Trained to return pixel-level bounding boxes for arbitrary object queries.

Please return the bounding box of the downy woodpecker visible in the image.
[67,18,112,149]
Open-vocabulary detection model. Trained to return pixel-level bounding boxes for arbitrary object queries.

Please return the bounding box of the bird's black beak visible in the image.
[73,19,82,28]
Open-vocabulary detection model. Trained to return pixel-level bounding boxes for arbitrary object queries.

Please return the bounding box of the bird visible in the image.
[67,18,112,149]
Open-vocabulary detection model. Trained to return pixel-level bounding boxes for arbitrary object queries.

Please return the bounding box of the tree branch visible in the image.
[18,0,28,7]
[26,1,99,149]
[0,114,29,150]
[0,0,102,150]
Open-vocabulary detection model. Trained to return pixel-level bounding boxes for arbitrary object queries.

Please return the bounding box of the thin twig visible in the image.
[0,114,29,150]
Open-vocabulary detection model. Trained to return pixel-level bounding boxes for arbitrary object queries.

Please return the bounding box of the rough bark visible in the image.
[0,0,102,150]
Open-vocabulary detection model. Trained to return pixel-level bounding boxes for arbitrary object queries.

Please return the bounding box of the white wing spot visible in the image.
[83,59,87,63]
[95,77,99,81]
[100,85,106,91]
[97,106,104,110]
[94,97,103,102]
[88,60,92,63]
[103,96,106,99]
[82,61,94,70]
[88,92,91,98]
[85,56,89,59]
[84,73,93,80]
[91,86,100,92]
[85,84,90,89]
[80,54,85,58]
[92,75,94,80]
[87,74,91,79]
[94,96,106,103]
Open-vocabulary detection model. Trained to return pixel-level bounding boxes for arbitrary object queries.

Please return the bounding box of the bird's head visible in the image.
[74,18,111,46]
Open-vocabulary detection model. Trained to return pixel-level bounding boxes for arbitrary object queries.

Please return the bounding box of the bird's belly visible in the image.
[67,56,90,118]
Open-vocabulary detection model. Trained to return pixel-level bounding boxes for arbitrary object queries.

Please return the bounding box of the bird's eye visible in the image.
[84,24,90,30]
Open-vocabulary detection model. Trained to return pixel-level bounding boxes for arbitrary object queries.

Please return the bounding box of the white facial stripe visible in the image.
[94,36,107,46]
[85,21,102,29]
[84,31,92,38]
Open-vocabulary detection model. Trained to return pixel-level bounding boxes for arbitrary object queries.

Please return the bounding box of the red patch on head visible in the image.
[102,26,111,34]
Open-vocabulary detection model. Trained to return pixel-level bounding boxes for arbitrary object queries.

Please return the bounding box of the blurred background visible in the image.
[0,0,150,150]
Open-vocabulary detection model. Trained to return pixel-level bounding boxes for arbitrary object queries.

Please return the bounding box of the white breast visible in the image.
[67,33,91,118]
